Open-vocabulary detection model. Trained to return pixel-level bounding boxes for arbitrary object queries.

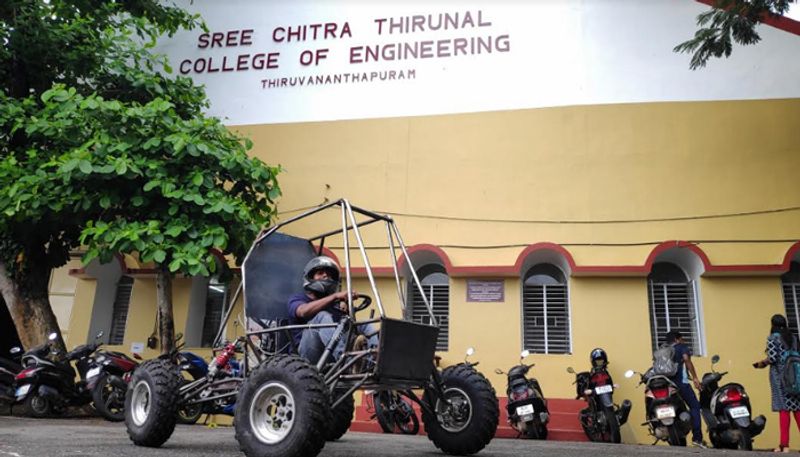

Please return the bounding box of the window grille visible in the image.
[409,267,449,351]
[108,276,133,345]
[522,264,571,354]
[782,262,800,336]
[648,278,701,354]
[201,279,229,348]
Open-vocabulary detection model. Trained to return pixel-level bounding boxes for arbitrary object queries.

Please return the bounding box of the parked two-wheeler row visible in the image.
[9,331,140,421]
[624,353,765,449]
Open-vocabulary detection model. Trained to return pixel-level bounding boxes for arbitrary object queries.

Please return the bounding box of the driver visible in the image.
[287,256,377,364]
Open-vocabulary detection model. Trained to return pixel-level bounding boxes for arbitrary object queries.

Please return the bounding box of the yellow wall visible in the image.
[60,98,800,444]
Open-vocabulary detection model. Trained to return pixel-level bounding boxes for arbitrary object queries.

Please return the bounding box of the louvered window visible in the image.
[408,266,449,351]
[522,264,571,354]
[201,278,229,348]
[108,276,133,345]
[782,262,800,335]
[648,262,701,354]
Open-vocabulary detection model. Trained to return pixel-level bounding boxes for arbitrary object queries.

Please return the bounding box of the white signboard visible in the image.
[157,0,800,125]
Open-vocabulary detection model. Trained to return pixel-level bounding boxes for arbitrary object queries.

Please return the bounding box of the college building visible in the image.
[5,0,799,446]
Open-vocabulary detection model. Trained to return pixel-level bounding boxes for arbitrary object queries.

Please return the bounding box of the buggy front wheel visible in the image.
[422,364,499,455]
[234,355,331,457]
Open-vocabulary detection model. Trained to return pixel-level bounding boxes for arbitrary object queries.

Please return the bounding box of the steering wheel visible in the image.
[352,295,372,313]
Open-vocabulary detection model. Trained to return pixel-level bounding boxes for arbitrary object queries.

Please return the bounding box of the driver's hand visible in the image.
[333,290,358,311]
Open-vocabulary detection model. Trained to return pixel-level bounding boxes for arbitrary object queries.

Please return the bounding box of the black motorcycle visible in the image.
[14,332,105,417]
[625,368,691,446]
[568,366,631,443]
[372,389,420,435]
[699,354,766,450]
[0,347,23,404]
[495,350,549,439]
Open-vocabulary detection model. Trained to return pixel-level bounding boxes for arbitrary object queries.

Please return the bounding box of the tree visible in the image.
[675,0,796,69]
[0,1,280,352]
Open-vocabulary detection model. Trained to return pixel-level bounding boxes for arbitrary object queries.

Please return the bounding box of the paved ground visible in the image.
[0,417,759,457]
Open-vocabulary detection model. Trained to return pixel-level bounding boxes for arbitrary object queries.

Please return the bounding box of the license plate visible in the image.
[86,367,101,379]
[595,385,613,395]
[516,404,535,416]
[15,384,31,398]
[656,406,676,419]
[728,406,749,419]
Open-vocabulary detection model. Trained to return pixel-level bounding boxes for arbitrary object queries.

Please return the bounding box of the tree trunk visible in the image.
[156,267,175,355]
[0,262,65,352]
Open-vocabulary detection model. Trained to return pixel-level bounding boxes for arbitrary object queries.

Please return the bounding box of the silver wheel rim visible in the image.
[435,387,473,433]
[249,382,295,444]
[131,380,151,426]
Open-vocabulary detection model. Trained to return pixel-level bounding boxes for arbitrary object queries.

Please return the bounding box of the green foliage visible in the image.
[0,1,280,288]
[675,0,795,69]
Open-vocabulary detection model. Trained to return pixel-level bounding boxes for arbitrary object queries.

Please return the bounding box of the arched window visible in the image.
[782,262,800,336]
[648,262,702,353]
[522,263,570,354]
[408,264,449,351]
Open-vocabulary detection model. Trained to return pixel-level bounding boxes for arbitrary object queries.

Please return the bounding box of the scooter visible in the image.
[625,368,692,446]
[568,365,631,443]
[699,354,766,450]
[496,350,549,439]
[89,348,140,421]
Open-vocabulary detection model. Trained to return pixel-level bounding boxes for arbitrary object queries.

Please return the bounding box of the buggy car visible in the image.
[124,199,499,457]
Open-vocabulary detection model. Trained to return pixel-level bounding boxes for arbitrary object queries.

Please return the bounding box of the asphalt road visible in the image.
[0,417,756,457]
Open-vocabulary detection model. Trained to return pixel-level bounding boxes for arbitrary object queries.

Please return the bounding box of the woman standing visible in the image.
[754,314,800,453]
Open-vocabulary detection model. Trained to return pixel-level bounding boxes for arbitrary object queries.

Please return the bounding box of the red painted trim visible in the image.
[696,0,800,36]
[343,240,798,279]
[396,244,455,272]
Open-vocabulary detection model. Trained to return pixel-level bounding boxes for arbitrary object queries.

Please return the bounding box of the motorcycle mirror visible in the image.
[520,349,530,359]
[9,347,21,355]
[624,370,635,378]
[566,367,575,374]
[133,353,143,360]
[175,332,184,341]
[465,347,475,357]
[711,354,720,364]
[48,332,58,341]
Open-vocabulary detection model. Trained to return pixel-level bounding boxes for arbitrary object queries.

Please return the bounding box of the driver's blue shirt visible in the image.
[286,293,344,345]
[671,343,692,385]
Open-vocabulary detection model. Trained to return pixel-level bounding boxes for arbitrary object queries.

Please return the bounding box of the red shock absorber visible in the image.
[208,342,236,378]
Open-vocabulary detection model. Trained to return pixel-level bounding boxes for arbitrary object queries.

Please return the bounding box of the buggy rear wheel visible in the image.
[124,359,181,447]
[423,364,499,455]
[235,355,331,457]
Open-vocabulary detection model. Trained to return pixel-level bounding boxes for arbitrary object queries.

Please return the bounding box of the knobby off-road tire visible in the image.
[325,390,354,441]
[124,359,181,447]
[93,374,125,422]
[423,364,499,455]
[235,355,331,457]
[396,399,420,435]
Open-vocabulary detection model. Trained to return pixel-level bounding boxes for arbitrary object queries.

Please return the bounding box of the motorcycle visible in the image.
[14,331,139,419]
[567,365,631,443]
[174,339,243,424]
[370,389,420,435]
[495,350,549,439]
[89,347,140,421]
[625,367,691,446]
[699,354,766,450]
[1,347,23,403]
